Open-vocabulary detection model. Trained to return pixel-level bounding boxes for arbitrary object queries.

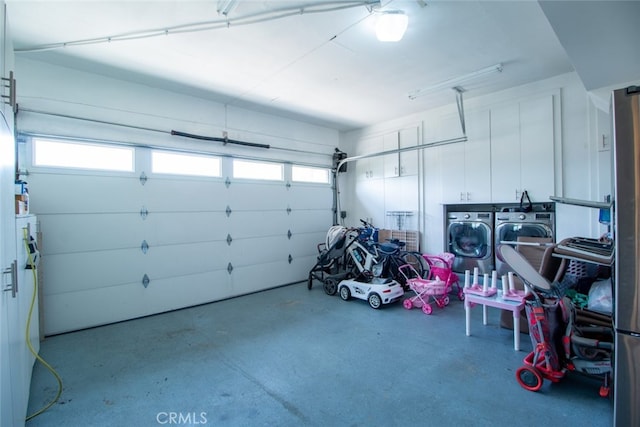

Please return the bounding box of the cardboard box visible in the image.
[15,194,28,215]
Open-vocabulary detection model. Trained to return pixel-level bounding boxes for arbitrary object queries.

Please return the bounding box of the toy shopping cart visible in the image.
[422,252,464,301]
[399,264,449,315]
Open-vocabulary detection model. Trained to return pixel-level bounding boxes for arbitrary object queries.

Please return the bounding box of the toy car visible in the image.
[337,277,404,309]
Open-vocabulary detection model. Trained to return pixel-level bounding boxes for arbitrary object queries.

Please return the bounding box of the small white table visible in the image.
[464,290,525,351]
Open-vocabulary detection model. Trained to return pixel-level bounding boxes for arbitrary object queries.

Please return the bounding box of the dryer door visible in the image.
[447,221,492,260]
[495,223,553,245]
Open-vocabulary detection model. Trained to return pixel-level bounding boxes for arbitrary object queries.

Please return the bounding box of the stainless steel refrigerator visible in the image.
[612,85,640,426]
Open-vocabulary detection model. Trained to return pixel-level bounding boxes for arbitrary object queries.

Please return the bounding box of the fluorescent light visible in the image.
[217,0,239,16]
[376,11,408,42]
[408,63,504,99]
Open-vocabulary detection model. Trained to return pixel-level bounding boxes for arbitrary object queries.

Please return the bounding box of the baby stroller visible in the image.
[497,244,613,397]
[308,226,353,294]
[422,252,464,301]
[398,264,449,315]
[308,225,386,295]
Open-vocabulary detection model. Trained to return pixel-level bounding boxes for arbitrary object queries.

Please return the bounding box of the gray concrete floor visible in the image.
[27,283,613,426]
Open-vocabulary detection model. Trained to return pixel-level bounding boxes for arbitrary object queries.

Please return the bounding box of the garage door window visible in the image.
[33,138,134,172]
[152,151,221,177]
[291,166,330,184]
[232,159,283,181]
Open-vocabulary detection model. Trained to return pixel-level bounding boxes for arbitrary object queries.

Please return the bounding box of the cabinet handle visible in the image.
[466,192,471,201]
[3,260,18,298]
[515,189,520,200]
[460,192,464,201]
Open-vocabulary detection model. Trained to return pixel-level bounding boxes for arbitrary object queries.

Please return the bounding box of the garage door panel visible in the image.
[142,271,233,315]
[30,173,142,214]
[288,185,333,209]
[148,212,227,245]
[39,213,143,254]
[288,232,326,256]
[227,211,289,239]
[229,236,289,266]
[296,254,319,272]
[145,241,230,278]
[289,210,332,233]
[142,178,228,212]
[288,255,317,282]
[231,261,293,294]
[43,248,145,295]
[228,182,288,210]
[44,270,233,335]
[44,282,146,334]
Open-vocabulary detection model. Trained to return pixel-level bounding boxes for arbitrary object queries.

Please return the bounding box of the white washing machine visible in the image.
[447,211,494,274]
[494,210,555,276]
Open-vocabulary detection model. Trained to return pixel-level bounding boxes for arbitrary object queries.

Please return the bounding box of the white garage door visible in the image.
[26,138,332,334]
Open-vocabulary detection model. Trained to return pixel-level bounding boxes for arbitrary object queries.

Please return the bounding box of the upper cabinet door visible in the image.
[437,113,466,203]
[383,131,400,178]
[490,103,521,202]
[490,95,555,203]
[464,109,491,202]
[438,110,491,203]
[399,126,419,176]
[354,135,384,181]
[519,96,555,203]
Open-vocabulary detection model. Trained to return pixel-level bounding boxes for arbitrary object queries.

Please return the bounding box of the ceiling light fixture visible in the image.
[408,63,504,99]
[217,0,239,16]
[376,10,408,42]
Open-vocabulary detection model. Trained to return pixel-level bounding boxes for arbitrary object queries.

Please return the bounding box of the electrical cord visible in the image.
[22,227,63,422]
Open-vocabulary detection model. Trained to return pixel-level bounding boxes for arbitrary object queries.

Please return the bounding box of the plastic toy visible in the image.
[337,277,404,309]
[398,264,450,315]
[423,252,464,300]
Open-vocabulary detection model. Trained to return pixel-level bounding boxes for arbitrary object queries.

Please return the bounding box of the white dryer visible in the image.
[447,211,494,274]
[494,210,555,276]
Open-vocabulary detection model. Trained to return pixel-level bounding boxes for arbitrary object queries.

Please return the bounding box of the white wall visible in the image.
[340,72,611,251]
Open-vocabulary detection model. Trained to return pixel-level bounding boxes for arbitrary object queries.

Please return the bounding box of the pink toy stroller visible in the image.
[422,252,464,301]
[398,264,449,315]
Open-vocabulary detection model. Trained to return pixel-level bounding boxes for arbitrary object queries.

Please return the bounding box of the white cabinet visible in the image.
[383,131,400,178]
[13,215,39,425]
[439,109,491,203]
[0,215,40,427]
[422,143,445,255]
[353,135,385,226]
[383,126,420,178]
[0,3,23,425]
[491,95,555,203]
[354,135,384,181]
[0,1,15,131]
[399,127,419,176]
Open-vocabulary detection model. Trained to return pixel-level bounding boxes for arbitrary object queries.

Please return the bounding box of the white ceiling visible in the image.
[5,1,639,131]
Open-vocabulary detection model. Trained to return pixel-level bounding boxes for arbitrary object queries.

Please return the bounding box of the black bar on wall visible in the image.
[171,130,270,149]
